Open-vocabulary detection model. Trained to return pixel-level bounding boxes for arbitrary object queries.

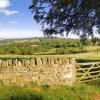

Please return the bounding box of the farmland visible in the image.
[0,37,99,55]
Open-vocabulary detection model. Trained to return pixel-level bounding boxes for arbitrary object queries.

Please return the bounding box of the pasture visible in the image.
[0,38,100,55]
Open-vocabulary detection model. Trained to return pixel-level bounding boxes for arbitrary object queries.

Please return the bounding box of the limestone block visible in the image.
[36,58,42,66]
[17,60,22,67]
[65,58,70,64]
[0,59,2,67]
[58,58,62,65]
[47,57,51,65]
[21,59,25,66]
[2,60,7,67]
[24,60,30,67]
[50,58,54,65]
[69,58,75,64]
[62,58,69,64]
[54,58,59,64]
[8,59,12,66]
[30,59,35,66]
[61,58,65,64]
[42,58,47,65]
[31,76,39,81]
[13,59,17,66]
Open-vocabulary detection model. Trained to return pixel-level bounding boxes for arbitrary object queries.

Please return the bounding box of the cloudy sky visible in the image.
[0,0,43,39]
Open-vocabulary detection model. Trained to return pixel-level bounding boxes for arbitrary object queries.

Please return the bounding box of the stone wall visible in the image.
[0,57,76,86]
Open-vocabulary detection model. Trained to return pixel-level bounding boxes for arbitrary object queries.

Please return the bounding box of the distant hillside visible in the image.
[0,37,99,55]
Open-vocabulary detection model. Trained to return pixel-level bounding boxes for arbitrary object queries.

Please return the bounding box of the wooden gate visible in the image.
[76,62,100,82]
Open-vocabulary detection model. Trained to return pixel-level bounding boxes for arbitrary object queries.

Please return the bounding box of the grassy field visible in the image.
[84,46,100,52]
[0,38,100,55]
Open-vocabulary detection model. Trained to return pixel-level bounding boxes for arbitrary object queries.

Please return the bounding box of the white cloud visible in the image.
[0,0,10,8]
[0,0,19,16]
[0,9,19,16]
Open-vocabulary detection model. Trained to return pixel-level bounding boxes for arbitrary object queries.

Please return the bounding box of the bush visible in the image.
[95,48,100,52]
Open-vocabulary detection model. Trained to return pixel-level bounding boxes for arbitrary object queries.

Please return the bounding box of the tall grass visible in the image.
[0,82,99,100]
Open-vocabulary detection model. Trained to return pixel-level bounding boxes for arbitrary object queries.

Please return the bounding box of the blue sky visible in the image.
[0,0,43,38]
[0,0,99,39]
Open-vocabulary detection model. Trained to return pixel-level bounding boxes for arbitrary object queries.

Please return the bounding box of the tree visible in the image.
[91,37,99,45]
[29,0,100,38]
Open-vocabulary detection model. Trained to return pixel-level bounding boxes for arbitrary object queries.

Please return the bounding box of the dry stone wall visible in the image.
[0,57,76,86]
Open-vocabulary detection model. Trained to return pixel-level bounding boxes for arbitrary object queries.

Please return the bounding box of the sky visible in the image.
[0,0,80,39]
[0,0,99,39]
[0,0,43,39]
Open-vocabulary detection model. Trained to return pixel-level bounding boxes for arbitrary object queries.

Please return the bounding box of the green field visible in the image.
[0,38,100,55]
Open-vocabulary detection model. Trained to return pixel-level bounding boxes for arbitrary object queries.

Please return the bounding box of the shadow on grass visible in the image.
[10,93,43,100]
[86,79,100,87]
[76,58,100,63]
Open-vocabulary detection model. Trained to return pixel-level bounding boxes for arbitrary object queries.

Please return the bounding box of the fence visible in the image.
[76,61,100,82]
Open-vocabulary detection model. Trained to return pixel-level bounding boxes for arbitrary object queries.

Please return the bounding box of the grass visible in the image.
[0,52,99,58]
[76,57,100,63]
[0,82,99,100]
[75,55,100,65]
[87,79,100,87]
[84,46,100,52]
